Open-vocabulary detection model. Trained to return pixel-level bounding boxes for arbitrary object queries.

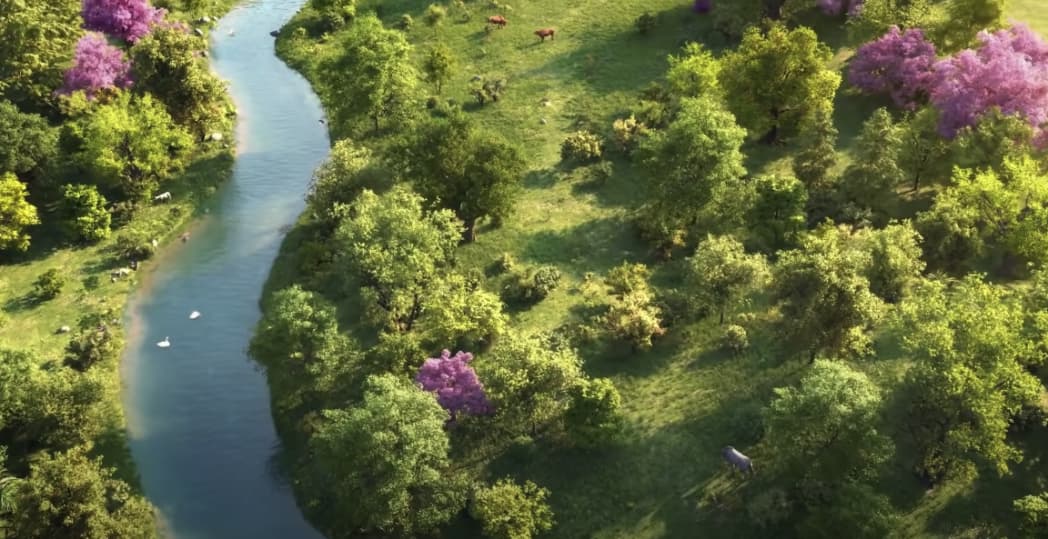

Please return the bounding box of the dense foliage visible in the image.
[60,33,134,99]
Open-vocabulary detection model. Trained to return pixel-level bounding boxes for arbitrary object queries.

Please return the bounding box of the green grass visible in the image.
[266,2,1048,537]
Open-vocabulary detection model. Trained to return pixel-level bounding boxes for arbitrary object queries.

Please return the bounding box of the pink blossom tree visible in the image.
[82,0,166,43]
[416,350,492,420]
[60,33,133,98]
[817,0,864,17]
[930,24,1048,139]
[849,26,938,109]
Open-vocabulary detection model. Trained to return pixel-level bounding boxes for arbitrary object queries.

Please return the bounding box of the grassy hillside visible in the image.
[264,1,1048,537]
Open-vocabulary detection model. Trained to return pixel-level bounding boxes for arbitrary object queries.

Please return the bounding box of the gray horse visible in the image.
[722,445,755,476]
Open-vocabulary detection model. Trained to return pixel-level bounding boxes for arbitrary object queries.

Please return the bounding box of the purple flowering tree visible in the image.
[930,24,1048,139]
[60,33,133,98]
[849,26,938,109]
[693,0,712,14]
[82,0,166,43]
[416,350,492,420]
[817,0,864,17]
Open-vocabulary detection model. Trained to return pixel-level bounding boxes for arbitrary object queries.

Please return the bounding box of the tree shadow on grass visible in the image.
[520,216,645,274]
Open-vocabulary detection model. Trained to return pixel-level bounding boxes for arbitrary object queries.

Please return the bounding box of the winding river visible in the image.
[121,1,327,537]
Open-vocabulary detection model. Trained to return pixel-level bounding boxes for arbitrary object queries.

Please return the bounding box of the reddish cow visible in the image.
[535,28,555,41]
[487,15,508,28]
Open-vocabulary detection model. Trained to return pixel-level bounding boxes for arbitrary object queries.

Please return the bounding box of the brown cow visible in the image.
[487,15,508,28]
[535,28,555,41]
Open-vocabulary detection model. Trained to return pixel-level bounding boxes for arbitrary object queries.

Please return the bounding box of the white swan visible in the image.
[157,336,171,348]
[189,311,201,320]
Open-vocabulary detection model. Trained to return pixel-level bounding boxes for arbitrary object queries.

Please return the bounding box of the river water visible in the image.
[121,1,328,537]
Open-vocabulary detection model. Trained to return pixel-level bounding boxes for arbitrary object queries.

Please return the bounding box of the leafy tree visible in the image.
[899,275,1043,483]
[897,107,951,192]
[817,0,864,16]
[415,273,506,350]
[0,347,37,432]
[69,92,192,202]
[565,377,623,447]
[321,14,420,131]
[82,0,165,43]
[773,224,884,362]
[423,43,455,93]
[949,108,1034,172]
[0,101,58,177]
[64,325,119,372]
[1015,492,1048,538]
[685,234,769,323]
[848,26,937,109]
[393,112,524,241]
[933,0,1006,52]
[765,361,893,486]
[839,108,903,221]
[0,446,18,515]
[792,109,838,190]
[470,479,555,539]
[131,27,229,137]
[33,269,64,300]
[415,350,491,419]
[638,96,746,230]
[22,368,108,450]
[424,3,447,27]
[665,42,720,99]
[59,184,111,243]
[748,174,807,253]
[719,23,841,143]
[600,263,664,350]
[0,172,39,252]
[335,186,462,331]
[0,0,81,112]
[60,33,133,99]
[846,0,934,43]
[305,139,388,230]
[8,447,156,539]
[861,221,924,303]
[794,483,899,539]
[311,374,466,535]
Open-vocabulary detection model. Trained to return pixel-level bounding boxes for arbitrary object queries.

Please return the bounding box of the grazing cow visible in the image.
[535,28,555,41]
[154,191,172,202]
[722,446,755,476]
[111,268,132,279]
[487,15,507,28]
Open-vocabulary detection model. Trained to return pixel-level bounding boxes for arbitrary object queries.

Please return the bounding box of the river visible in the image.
[120,1,328,537]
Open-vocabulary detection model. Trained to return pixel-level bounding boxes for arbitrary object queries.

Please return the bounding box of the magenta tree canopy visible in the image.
[416,349,492,419]
[82,0,166,43]
[60,33,133,98]
[849,26,938,109]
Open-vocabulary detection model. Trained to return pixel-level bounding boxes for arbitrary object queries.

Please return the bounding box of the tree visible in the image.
[719,23,841,143]
[665,42,720,99]
[59,184,111,243]
[839,108,903,221]
[335,186,462,331]
[0,101,58,177]
[846,0,934,43]
[415,273,507,350]
[415,350,491,420]
[8,447,156,539]
[600,263,665,350]
[565,377,623,447]
[64,324,119,372]
[311,374,466,535]
[765,361,893,486]
[748,174,807,253]
[81,0,165,43]
[934,0,1006,52]
[773,224,884,362]
[131,27,229,137]
[305,139,388,230]
[899,276,1043,484]
[638,96,746,229]
[817,0,864,16]
[0,447,18,515]
[897,107,951,192]
[0,0,81,112]
[861,221,923,303]
[0,348,37,433]
[1015,492,1048,538]
[321,14,419,131]
[0,173,39,252]
[60,33,133,99]
[949,108,1034,172]
[685,235,769,323]
[470,479,555,539]
[848,26,937,109]
[792,109,838,190]
[930,24,1048,140]
[69,91,192,202]
[393,113,525,241]
[424,3,447,28]
[33,269,64,300]
[423,44,455,93]
[795,483,899,539]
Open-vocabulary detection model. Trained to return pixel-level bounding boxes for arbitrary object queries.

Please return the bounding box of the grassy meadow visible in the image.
[259,1,1048,537]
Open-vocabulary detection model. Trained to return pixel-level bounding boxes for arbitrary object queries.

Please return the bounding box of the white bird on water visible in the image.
[189,311,201,320]
[157,336,171,348]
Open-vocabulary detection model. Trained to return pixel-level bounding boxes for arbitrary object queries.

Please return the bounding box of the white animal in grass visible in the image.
[154,191,171,202]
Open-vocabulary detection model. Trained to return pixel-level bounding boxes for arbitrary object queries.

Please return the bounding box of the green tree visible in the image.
[638,96,746,230]
[130,27,230,137]
[0,172,39,252]
[685,234,769,323]
[839,108,903,221]
[950,108,1034,173]
[415,273,507,351]
[470,478,555,539]
[0,348,37,433]
[322,14,420,131]
[765,361,893,486]
[59,184,111,244]
[393,113,525,241]
[1015,492,1048,538]
[899,275,1043,484]
[0,446,18,515]
[565,377,623,447]
[795,483,899,539]
[311,374,466,535]
[8,447,156,539]
[335,186,462,331]
[600,263,665,350]
[720,23,841,143]
[423,44,455,93]
[0,0,81,113]
[862,221,924,303]
[773,224,884,362]
[933,0,1005,52]
[792,109,838,190]
[0,100,58,177]
[847,0,934,42]
[63,324,119,372]
[33,268,64,300]
[898,107,950,192]
[69,92,192,202]
[305,139,388,230]
[665,42,720,99]
[748,174,808,253]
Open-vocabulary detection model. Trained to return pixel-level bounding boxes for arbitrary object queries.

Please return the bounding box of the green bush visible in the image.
[635,12,657,35]
[1015,493,1048,538]
[612,114,649,154]
[424,3,447,26]
[60,184,111,244]
[399,13,414,30]
[502,265,562,305]
[722,324,749,355]
[560,130,603,162]
[33,269,65,300]
[114,232,156,262]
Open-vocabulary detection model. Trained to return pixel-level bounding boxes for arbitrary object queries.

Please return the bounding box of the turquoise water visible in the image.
[121,1,327,537]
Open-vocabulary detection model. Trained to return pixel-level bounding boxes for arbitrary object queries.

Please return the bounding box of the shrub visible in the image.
[424,3,447,26]
[722,324,749,355]
[635,12,657,35]
[34,269,65,300]
[612,114,649,154]
[494,252,516,274]
[471,78,506,105]
[1015,493,1048,538]
[114,232,156,262]
[59,184,111,244]
[398,14,414,30]
[502,265,562,305]
[586,161,614,185]
[560,130,603,162]
[566,377,624,446]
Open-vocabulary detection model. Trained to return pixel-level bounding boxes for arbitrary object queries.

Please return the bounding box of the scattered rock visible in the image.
[194,28,205,36]
[201,50,208,57]
[270,30,279,37]
[540,118,548,125]
[209,132,223,141]
[56,325,71,334]
[197,16,211,24]
[471,74,483,82]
